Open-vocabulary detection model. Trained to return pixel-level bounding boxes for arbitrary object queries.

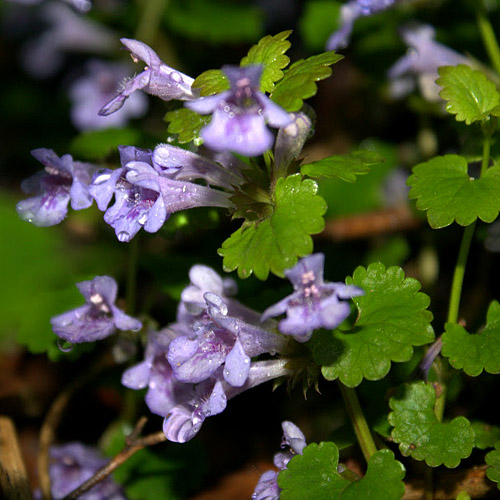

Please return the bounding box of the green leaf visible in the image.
[486,441,500,489]
[471,421,500,450]
[314,263,434,387]
[271,51,343,111]
[442,301,500,376]
[407,155,500,228]
[218,174,326,279]
[301,150,384,182]
[437,65,500,124]
[164,108,211,144]
[278,443,405,500]
[192,69,229,96]
[165,0,262,44]
[240,30,292,93]
[389,381,475,468]
[70,128,141,161]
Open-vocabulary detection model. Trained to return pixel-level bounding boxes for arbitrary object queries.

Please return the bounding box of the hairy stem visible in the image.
[338,382,377,463]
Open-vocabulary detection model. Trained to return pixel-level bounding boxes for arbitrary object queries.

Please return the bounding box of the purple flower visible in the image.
[186,65,292,156]
[164,359,292,443]
[89,144,237,242]
[261,253,364,342]
[122,328,192,416]
[51,276,142,343]
[168,292,288,387]
[21,3,116,79]
[41,442,125,500]
[252,421,307,500]
[69,60,148,131]
[388,24,467,101]
[99,38,198,116]
[16,149,96,227]
[326,0,395,51]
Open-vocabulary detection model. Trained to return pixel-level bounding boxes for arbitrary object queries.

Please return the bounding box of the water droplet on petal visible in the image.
[117,231,130,242]
[170,72,182,82]
[57,338,74,353]
[94,172,112,185]
[138,213,147,225]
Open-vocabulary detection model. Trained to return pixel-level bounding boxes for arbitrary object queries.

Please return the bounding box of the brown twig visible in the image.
[38,356,113,500]
[61,421,167,500]
[0,416,33,500]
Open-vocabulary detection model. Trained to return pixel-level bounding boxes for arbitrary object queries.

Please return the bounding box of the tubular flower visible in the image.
[16,148,96,227]
[326,0,395,51]
[89,144,238,242]
[261,253,364,342]
[186,65,292,156]
[252,421,307,500]
[388,24,467,101]
[99,38,198,116]
[51,276,142,343]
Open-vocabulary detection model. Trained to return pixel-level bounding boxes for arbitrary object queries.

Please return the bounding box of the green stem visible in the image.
[446,222,476,325]
[126,237,139,315]
[338,382,377,463]
[477,12,500,77]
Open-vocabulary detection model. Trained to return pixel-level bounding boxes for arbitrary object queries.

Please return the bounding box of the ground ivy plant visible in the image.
[9,2,500,499]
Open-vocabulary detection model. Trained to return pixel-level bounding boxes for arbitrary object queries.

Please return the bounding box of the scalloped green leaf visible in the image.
[240,30,292,93]
[471,421,500,450]
[192,69,229,96]
[301,150,384,182]
[218,174,326,280]
[486,441,500,489]
[389,381,475,468]
[437,65,500,124]
[407,154,500,228]
[442,301,500,376]
[314,263,434,387]
[164,108,211,144]
[271,51,343,111]
[278,444,405,500]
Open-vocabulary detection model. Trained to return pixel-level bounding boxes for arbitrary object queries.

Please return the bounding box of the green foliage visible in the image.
[437,65,500,125]
[486,441,500,489]
[314,263,434,387]
[471,421,500,450]
[278,443,405,500]
[442,301,500,376]
[192,69,229,96]
[389,381,475,468]
[164,108,211,144]
[300,0,341,51]
[240,30,292,93]
[70,128,141,161]
[407,154,500,228]
[0,194,121,358]
[165,0,262,43]
[271,51,344,111]
[218,174,326,279]
[301,150,384,182]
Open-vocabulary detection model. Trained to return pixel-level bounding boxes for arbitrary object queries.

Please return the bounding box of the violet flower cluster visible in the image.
[17,38,294,241]
[121,264,291,443]
[35,442,125,500]
[252,421,307,500]
[99,38,292,156]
